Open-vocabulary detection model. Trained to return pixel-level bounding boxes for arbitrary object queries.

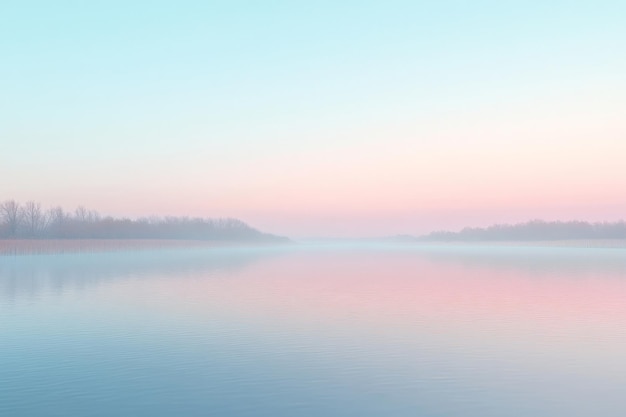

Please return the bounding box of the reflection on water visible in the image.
[1,243,626,417]
[0,246,284,302]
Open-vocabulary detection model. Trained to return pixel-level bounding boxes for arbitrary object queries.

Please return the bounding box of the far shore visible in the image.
[0,239,285,256]
[407,239,626,249]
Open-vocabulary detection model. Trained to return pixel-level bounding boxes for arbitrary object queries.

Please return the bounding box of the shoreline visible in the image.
[0,239,285,256]
[410,239,626,248]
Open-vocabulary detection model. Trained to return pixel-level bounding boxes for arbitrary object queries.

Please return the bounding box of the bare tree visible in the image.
[0,200,23,237]
[75,206,89,222]
[75,206,100,223]
[22,201,46,237]
[46,206,69,237]
[89,210,101,222]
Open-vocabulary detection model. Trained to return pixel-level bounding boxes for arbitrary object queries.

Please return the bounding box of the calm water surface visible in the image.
[1,243,626,416]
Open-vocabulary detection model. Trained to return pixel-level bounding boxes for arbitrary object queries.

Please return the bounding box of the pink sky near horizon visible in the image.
[3,1,626,238]
[12,111,624,238]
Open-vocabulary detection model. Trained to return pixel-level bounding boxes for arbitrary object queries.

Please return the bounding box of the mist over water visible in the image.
[2,243,626,416]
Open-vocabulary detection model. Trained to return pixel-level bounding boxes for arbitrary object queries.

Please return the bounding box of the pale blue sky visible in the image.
[1,1,625,236]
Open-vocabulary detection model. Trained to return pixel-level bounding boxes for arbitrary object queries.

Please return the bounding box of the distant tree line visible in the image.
[0,200,285,241]
[420,219,626,241]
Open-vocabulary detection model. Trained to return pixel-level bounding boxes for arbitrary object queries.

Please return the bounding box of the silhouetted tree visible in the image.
[46,206,70,238]
[0,200,23,237]
[21,201,47,237]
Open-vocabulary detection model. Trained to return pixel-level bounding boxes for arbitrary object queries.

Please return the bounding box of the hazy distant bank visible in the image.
[0,199,291,256]
[407,239,626,249]
[411,220,626,242]
[0,200,288,248]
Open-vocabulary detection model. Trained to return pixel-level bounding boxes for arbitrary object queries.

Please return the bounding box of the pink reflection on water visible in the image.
[115,249,626,332]
[101,247,626,379]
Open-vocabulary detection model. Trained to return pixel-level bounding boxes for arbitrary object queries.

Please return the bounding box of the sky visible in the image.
[1,1,625,238]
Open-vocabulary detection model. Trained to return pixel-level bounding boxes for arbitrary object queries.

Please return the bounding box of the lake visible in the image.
[2,243,626,416]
